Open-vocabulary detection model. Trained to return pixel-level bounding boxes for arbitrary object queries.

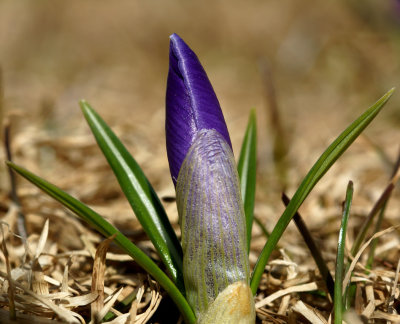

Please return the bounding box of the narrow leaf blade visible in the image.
[335,181,353,324]
[6,162,196,324]
[80,101,183,291]
[237,109,257,252]
[250,88,394,294]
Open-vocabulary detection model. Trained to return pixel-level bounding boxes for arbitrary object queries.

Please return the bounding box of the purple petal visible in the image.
[166,33,232,184]
[176,129,249,317]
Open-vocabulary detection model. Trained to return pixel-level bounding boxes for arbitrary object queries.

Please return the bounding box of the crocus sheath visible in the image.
[176,129,252,321]
[166,33,231,184]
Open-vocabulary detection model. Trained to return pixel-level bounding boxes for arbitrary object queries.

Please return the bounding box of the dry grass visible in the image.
[0,202,163,323]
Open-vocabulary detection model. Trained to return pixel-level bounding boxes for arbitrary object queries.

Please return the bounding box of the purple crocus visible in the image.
[166,34,255,323]
[166,33,232,185]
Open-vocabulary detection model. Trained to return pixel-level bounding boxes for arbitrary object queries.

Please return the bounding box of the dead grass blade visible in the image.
[91,233,117,322]
[64,292,99,308]
[255,282,318,309]
[292,300,327,324]
[34,219,49,260]
[129,285,145,323]
[61,258,71,293]
[361,284,375,318]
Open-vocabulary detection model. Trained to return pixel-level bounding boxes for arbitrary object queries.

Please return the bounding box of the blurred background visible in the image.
[0,0,399,258]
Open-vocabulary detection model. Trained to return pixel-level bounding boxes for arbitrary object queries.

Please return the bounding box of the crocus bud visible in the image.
[166,33,232,185]
[166,34,255,323]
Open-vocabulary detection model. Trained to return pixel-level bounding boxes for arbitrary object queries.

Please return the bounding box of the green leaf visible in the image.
[250,88,395,294]
[335,181,353,324]
[80,101,184,292]
[237,109,257,253]
[6,162,196,324]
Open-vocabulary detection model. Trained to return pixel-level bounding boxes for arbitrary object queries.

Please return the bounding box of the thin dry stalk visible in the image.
[3,120,27,239]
